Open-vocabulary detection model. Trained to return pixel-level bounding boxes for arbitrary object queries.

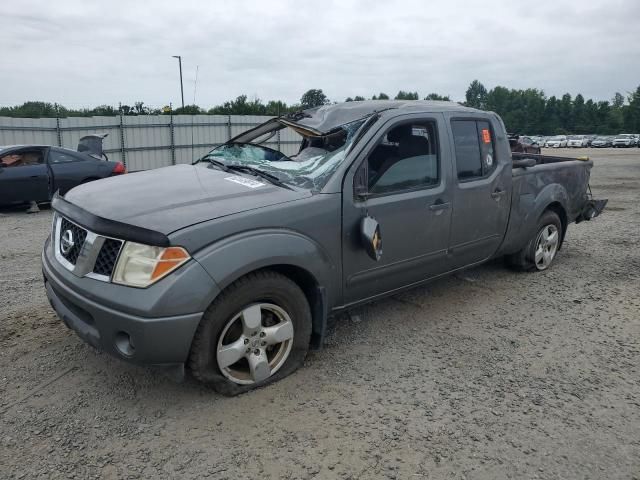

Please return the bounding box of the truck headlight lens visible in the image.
[112,242,190,288]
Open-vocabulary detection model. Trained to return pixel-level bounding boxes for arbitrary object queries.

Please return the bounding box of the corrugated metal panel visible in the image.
[279,127,303,156]
[0,117,58,146]
[173,114,228,165]
[126,149,172,171]
[123,116,172,170]
[175,146,211,165]
[59,116,120,152]
[230,115,274,138]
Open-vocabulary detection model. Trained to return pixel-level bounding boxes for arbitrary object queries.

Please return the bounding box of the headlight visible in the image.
[112,241,190,288]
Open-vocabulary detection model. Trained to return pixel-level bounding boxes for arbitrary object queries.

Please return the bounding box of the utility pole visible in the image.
[172,55,184,109]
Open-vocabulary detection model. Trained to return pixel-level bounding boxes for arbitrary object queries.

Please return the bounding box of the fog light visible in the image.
[115,331,135,357]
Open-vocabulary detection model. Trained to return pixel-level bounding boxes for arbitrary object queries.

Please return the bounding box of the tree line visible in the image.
[464,80,640,135]
[2,81,639,134]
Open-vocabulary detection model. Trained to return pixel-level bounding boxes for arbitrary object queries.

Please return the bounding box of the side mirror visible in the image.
[512,158,537,168]
[361,216,382,261]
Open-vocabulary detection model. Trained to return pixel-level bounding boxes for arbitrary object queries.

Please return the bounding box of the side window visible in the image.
[477,120,496,175]
[49,151,81,164]
[366,121,439,195]
[0,150,43,168]
[451,119,496,181]
[451,121,481,179]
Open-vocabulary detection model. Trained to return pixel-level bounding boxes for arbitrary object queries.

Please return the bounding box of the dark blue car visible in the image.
[0,141,125,207]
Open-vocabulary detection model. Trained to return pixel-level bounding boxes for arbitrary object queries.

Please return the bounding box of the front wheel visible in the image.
[506,211,562,272]
[189,271,312,396]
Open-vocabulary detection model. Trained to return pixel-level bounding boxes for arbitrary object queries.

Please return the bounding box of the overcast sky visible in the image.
[1,0,639,108]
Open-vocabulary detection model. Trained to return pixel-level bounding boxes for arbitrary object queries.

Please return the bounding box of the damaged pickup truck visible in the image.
[42,101,606,395]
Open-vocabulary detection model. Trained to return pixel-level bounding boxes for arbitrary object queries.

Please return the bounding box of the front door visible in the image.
[342,115,452,305]
[0,148,50,204]
[447,116,511,268]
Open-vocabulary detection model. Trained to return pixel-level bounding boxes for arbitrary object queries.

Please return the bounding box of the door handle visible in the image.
[491,189,506,200]
[428,201,450,212]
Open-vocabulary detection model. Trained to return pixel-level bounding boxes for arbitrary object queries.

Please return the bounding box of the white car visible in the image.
[545,135,568,148]
[567,135,589,147]
[531,136,546,147]
[612,134,637,148]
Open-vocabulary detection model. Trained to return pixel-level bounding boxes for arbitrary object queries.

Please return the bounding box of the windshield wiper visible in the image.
[198,156,230,172]
[226,165,293,190]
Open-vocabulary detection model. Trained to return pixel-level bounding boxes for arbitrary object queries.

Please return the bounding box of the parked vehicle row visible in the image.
[513,133,640,148]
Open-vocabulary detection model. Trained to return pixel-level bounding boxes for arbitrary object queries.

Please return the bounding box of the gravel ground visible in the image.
[1,148,639,479]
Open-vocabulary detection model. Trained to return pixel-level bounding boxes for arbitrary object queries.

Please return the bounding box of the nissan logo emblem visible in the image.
[60,229,75,255]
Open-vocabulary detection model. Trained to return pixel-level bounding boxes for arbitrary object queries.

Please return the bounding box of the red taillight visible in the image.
[112,162,126,174]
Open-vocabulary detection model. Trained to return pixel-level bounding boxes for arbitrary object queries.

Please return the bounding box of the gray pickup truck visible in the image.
[42,101,606,395]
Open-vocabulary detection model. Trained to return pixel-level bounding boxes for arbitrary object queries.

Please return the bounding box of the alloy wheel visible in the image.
[534,224,559,270]
[216,303,294,385]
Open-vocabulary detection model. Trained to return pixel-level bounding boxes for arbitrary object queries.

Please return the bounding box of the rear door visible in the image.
[342,114,453,304]
[447,115,511,268]
[0,148,50,204]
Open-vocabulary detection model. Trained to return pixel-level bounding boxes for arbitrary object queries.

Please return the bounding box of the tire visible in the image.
[188,270,312,396]
[506,210,562,272]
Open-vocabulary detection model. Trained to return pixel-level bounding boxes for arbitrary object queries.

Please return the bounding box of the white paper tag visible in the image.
[224,175,265,189]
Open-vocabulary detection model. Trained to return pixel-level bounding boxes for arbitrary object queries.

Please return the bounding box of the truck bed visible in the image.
[498,152,595,256]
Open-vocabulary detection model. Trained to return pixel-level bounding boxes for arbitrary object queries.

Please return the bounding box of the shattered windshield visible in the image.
[198,119,367,190]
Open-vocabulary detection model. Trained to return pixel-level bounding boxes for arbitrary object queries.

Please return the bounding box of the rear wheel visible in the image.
[506,210,562,272]
[189,271,311,396]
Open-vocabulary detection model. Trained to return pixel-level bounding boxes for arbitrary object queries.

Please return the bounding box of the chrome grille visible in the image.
[59,218,87,265]
[53,214,123,283]
[92,238,123,277]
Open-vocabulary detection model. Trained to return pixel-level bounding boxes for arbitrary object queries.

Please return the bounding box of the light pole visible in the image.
[172,55,184,109]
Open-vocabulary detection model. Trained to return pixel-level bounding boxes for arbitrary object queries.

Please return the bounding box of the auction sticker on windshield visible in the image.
[224,176,266,189]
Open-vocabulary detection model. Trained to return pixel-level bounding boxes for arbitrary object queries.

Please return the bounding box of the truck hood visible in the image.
[64,164,309,234]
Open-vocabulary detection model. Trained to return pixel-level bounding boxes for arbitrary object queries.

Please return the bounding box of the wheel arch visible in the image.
[499,183,570,256]
[543,201,568,245]
[193,229,337,349]
[203,264,328,351]
[259,264,327,349]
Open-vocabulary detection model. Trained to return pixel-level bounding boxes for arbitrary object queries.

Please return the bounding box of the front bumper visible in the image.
[42,240,217,366]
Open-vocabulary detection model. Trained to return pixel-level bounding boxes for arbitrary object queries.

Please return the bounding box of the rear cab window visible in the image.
[451,119,496,181]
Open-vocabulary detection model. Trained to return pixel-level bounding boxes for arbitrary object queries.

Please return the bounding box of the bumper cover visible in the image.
[43,250,204,367]
[575,199,608,223]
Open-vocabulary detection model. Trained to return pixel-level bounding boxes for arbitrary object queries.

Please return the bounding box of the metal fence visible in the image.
[0,114,303,171]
